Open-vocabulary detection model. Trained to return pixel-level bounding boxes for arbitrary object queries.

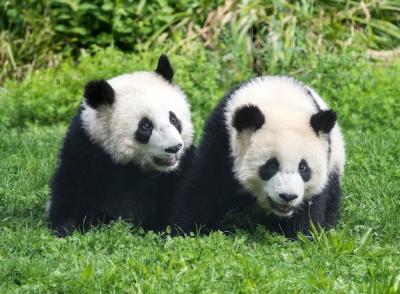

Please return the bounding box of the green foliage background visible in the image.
[1,0,400,82]
[0,0,399,292]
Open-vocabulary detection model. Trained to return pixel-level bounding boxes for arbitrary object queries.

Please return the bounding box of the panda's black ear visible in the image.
[155,54,174,82]
[310,110,337,135]
[84,80,114,109]
[232,104,265,132]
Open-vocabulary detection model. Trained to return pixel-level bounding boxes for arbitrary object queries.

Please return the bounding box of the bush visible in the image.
[0,0,224,82]
[1,0,399,82]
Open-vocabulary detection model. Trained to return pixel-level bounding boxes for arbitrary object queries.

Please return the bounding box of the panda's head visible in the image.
[81,55,194,172]
[226,78,338,217]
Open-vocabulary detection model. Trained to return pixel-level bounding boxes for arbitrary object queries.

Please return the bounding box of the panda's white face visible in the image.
[225,76,342,217]
[235,130,328,217]
[133,110,184,172]
[81,67,194,172]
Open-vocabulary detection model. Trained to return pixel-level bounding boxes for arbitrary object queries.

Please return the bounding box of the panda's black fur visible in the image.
[170,78,343,238]
[170,88,247,234]
[47,56,195,237]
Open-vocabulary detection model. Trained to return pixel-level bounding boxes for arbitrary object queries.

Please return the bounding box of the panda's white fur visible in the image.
[225,76,345,216]
[81,72,194,172]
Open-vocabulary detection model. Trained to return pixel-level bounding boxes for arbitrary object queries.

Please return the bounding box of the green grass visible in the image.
[0,127,399,292]
[0,48,399,292]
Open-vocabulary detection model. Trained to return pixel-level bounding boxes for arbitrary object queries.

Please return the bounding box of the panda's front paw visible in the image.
[52,223,78,238]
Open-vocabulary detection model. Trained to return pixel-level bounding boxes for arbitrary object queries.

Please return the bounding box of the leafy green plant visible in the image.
[1,0,399,82]
[0,0,224,82]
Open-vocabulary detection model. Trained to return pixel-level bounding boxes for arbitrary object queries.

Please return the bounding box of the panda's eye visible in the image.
[139,118,153,131]
[298,159,311,182]
[170,112,178,125]
[169,111,182,133]
[298,160,309,173]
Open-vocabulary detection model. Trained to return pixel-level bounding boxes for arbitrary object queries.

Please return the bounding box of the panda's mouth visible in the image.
[267,198,294,216]
[153,155,178,167]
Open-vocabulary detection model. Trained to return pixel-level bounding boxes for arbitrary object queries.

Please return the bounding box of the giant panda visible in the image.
[170,76,345,238]
[47,55,195,237]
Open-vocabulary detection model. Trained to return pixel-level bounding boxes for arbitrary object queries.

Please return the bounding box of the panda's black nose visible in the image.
[164,144,182,154]
[279,193,298,202]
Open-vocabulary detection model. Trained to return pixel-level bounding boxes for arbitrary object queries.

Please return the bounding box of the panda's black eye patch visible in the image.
[299,159,311,182]
[135,117,153,144]
[169,111,182,133]
[259,158,279,181]
[140,119,152,131]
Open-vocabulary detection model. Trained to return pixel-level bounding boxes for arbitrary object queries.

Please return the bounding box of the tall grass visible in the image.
[199,0,400,74]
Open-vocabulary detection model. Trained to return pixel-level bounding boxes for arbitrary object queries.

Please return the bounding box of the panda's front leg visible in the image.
[48,199,111,237]
[274,196,328,239]
[52,221,80,238]
[297,175,342,237]
[300,198,327,238]
[51,213,112,238]
[323,173,342,227]
[291,189,341,239]
[48,209,87,238]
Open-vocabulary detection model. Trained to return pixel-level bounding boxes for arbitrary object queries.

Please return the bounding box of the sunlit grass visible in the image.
[0,125,398,292]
